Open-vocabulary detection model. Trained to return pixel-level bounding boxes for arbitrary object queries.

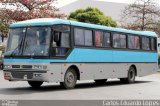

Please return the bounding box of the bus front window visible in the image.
[23,27,51,56]
[5,28,26,56]
[5,27,51,57]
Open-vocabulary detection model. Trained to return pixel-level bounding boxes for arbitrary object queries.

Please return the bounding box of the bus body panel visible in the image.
[77,63,156,80]
[3,62,156,82]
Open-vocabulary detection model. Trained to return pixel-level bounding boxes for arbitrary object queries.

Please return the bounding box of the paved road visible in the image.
[0,71,160,100]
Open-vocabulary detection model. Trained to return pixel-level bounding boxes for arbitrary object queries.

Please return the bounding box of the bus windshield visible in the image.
[5,27,51,57]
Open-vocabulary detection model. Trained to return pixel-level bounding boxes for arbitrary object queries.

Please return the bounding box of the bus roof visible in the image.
[10,18,157,37]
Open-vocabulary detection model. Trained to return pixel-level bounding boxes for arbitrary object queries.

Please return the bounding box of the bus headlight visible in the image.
[4,65,12,69]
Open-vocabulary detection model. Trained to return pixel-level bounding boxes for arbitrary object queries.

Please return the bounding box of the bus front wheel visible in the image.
[28,81,43,88]
[60,68,77,89]
[120,66,136,83]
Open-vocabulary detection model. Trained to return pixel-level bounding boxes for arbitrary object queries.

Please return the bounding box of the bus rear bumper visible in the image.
[3,70,49,82]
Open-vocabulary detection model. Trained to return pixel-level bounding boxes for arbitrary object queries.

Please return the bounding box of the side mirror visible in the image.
[54,31,61,42]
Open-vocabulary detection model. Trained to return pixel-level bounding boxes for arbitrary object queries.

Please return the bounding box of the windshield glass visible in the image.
[23,27,51,56]
[5,27,51,57]
[5,28,26,56]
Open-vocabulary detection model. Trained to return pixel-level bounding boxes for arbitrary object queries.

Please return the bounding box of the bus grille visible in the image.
[11,71,33,79]
[12,65,20,68]
[22,65,32,69]
[12,65,32,69]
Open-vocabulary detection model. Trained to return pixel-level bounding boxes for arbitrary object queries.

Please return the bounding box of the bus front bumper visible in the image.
[3,70,49,82]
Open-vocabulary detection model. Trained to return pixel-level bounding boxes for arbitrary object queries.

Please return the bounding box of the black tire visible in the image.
[28,81,43,88]
[120,66,136,84]
[94,79,107,84]
[60,68,77,89]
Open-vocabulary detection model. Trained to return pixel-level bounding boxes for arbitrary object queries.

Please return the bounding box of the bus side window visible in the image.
[142,37,150,50]
[74,28,93,47]
[151,38,156,51]
[51,31,70,56]
[95,31,103,47]
[74,28,84,46]
[113,33,126,48]
[52,31,59,49]
[128,35,140,50]
[113,33,120,48]
[103,32,111,47]
[54,31,60,44]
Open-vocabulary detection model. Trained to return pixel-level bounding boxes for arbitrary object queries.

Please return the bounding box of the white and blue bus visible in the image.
[3,18,158,89]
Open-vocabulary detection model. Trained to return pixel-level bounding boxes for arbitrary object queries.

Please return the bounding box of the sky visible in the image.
[55,0,136,7]
[1,0,136,10]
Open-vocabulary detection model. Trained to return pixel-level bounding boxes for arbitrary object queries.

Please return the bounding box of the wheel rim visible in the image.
[65,71,75,87]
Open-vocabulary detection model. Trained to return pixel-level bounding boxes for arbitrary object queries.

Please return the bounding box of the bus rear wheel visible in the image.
[94,79,107,84]
[28,81,43,88]
[60,68,77,89]
[120,66,136,84]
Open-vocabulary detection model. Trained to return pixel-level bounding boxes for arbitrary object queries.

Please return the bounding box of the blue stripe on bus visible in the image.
[4,48,158,63]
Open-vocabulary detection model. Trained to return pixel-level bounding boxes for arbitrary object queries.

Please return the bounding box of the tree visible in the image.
[68,7,117,27]
[0,21,8,37]
[0,21,8,53]
[121,0,160,32]
[0,0,65,23]
[0,0,66,36]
